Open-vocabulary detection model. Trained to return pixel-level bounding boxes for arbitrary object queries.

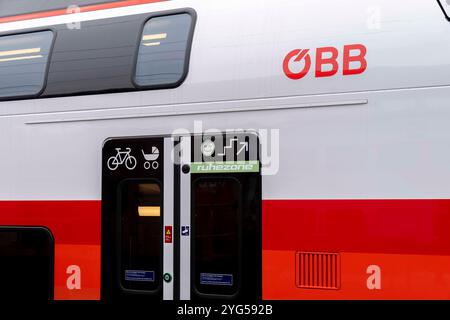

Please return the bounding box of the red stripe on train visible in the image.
[0,200,101,245]
[262,199,450,299]
[0,0,166,24]
[263,250,450,299]
[3,199,450,300]
[263,199,450,255]
[0,200,101,300]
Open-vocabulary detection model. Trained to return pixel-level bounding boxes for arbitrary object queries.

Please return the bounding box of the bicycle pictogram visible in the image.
[107,148,137,171]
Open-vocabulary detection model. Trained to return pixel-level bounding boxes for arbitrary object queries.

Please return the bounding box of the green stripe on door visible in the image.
[190,161,259,174]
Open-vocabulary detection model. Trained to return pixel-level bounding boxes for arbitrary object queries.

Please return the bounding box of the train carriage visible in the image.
[0,0,449,300]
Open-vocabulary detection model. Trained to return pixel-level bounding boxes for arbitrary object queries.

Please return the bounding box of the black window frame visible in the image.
[131,8,197,91]
[0,29,56,102]
[437,0,450,21]
[0,225,55,300]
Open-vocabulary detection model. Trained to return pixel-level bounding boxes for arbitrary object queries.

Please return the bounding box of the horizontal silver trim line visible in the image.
[25,99,368,125]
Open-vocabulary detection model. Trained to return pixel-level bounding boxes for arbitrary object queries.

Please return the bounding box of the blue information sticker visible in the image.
[181,226,190,236]
[200,273,233,286]
[125,270,155,282]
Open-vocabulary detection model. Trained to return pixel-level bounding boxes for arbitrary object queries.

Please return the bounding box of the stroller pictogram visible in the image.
[142,147,160,170]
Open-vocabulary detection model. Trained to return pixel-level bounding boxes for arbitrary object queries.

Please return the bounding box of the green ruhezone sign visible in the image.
[191,161,259,174]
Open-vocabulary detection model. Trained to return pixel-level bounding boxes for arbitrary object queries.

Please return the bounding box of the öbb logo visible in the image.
[283,44,367,80]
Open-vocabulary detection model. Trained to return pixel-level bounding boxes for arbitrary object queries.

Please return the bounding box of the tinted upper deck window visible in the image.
[134,13,193,88]
[0,31,54,99]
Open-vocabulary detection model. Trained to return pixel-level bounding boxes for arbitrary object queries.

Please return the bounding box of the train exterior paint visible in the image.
[0,0,449,300]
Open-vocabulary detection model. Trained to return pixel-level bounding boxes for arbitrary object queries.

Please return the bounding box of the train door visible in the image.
[101,133,261,301]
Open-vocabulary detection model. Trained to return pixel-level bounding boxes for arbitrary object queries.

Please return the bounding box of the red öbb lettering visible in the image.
[283,44,367,79]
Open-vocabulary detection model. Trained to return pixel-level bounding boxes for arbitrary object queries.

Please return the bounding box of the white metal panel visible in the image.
[2,86,450,200]
[0,1,448,202]
[163,138,174,300]
[0,0,448,118]
[179,136,191,300]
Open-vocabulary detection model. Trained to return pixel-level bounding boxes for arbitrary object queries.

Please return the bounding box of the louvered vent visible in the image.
[296,252,340,290]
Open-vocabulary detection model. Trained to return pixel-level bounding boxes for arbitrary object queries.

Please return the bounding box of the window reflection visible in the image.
[135,13,192,87]
[120,181,162,292]
[0,31,53,98]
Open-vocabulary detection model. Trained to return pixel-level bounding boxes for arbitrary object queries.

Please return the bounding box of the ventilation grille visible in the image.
[296,252,340,290]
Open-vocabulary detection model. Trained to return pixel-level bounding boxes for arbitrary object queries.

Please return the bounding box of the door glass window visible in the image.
[120,181,162,292]
[193,178,241,296]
